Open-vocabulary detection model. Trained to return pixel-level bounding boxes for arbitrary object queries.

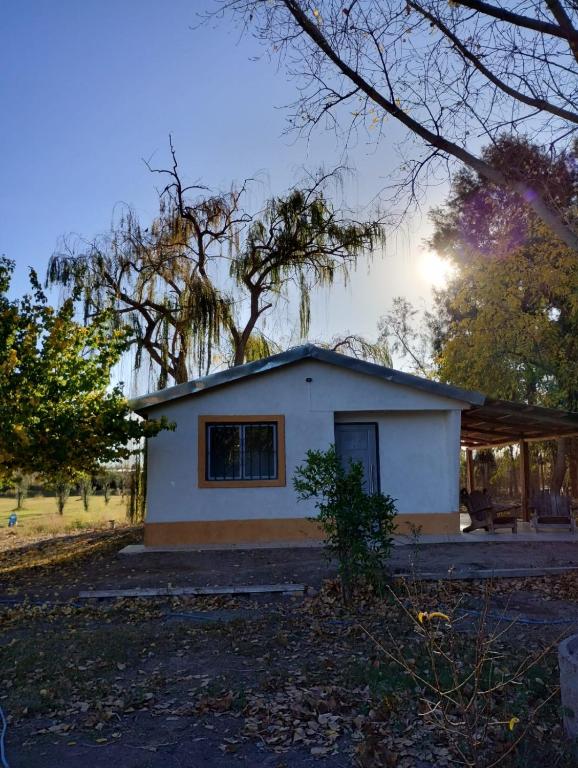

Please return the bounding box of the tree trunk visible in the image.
[233,343,246,367]
[550,438,568,493]
[174,349,189,384]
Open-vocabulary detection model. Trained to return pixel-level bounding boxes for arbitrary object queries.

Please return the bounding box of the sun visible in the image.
[418,251,456,289]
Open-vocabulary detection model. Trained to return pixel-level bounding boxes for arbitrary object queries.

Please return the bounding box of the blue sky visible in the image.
[1,0,447,349]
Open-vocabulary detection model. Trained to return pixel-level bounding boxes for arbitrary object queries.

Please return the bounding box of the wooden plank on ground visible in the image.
[395,565,577,581]
[78,583,306,599]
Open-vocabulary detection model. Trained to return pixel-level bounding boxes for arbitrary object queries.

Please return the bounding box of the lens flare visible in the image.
[419,251,456,289]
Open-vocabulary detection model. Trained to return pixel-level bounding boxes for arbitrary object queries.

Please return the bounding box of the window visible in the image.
[207,423,277,480]
[198,415,286,487]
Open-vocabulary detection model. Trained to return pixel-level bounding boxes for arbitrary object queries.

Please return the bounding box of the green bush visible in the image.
[293,445,397,601]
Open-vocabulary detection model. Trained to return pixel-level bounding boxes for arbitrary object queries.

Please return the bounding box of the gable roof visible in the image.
[130,343,485,414]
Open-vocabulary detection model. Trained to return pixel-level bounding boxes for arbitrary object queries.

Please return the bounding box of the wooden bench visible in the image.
[530,491,577,533]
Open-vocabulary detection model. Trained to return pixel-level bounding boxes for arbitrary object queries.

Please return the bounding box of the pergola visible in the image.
[461,399,578,520]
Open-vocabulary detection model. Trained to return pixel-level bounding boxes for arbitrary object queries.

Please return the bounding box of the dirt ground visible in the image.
[2,529,578,767]
[4,528,578,602]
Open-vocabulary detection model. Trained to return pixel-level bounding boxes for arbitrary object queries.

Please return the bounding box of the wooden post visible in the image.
[520,440,531,522]
[466,449,475,493]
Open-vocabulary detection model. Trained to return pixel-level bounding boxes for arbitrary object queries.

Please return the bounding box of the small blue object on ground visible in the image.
[0,703,10,768]
[7,514,16,528]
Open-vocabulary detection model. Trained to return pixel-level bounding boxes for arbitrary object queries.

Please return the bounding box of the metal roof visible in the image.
[130,343,485,413]
[461,399,578,448]
[130,343,578,446]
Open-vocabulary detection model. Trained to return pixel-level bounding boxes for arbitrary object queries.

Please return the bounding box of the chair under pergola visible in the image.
[461,399,578,525]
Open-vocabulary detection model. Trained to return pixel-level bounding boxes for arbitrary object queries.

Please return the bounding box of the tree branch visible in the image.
[408,0,578,124]
[281,0,578,251]
[453,0,577,47]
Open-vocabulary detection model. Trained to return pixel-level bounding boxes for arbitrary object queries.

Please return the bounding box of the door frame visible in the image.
[334,421,381,494]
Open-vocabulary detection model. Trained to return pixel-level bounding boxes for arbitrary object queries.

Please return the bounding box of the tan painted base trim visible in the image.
[144,512,460,547]
[144,518,324,547]
[394,512,460,536]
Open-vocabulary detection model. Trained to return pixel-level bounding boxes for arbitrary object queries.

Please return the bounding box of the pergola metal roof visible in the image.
[461,399,578,449]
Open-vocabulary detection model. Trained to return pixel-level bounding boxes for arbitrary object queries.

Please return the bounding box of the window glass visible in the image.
[206,422,278,481]
[244,424,276,479]
[207,425,241,480]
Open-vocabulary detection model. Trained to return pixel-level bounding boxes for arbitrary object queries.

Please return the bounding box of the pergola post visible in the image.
[466,449,475,493]
[520,440,531,521]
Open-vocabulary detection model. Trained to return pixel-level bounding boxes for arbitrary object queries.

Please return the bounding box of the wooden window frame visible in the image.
[198,415,286,488]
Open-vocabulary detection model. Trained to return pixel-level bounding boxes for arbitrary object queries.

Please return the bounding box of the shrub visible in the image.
[369,582,567,767]
[49,474,71,515]
[293,445,397,601]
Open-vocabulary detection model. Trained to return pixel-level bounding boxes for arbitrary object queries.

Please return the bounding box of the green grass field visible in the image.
[0,494,129,543]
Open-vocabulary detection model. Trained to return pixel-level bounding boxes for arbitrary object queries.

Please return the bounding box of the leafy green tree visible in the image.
[429,140,578,490]
[49,474,71,516]
[294,446,397,602]
[78,473,93,513]
[0,258,171,504]
[48,157,384,386]
[11,473,31,511]
[95,469,121,505]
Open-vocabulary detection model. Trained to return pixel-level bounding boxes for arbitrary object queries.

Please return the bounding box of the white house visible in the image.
[131,344,487,547]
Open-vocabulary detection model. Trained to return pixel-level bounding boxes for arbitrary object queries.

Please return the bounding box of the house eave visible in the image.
[130,343,486,415]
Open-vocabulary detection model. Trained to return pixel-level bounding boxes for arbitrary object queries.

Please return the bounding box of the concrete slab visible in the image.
[119,541,324,555]
[120,526,578,555]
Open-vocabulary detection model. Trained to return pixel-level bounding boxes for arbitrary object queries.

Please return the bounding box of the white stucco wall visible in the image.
[144,359,466,523]
[335,410,461,513]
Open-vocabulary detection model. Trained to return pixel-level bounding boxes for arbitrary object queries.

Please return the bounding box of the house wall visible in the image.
[144,359,465,545]
[335,410,461,537]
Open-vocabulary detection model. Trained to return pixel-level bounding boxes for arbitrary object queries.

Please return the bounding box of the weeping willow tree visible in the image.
[48,146,385,387]
[317,334,392,366]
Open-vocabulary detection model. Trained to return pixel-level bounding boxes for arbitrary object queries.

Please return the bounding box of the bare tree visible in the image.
[318,332,393,364]
[378,297,432,375]
[218,0,578,249]
[48,148,385,386]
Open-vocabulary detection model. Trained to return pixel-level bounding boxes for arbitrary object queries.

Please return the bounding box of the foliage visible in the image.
[126,449,147,524]
[78,473,93,513]
[95,469,122,504]
[222,1,578,250]
[49,474,71,516]
[430,140,578,408]
[371,583,564,768]
[293,446,397,600]
[318,333,392,366]
[11,473,31,511]
[427,141,578,489]
[48,160,385,386]
[377,297,432,376]
[0,258,171,490]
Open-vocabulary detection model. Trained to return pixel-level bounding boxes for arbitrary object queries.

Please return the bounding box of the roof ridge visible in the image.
[130,343,486,413]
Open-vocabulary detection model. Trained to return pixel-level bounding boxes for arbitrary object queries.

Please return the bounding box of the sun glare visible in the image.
[419,251,456,289]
